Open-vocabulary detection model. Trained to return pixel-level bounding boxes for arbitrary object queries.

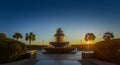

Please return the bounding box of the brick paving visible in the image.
[35,60,82,65]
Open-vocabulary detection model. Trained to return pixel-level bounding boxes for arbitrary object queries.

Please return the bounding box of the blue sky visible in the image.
[0,0,120,45]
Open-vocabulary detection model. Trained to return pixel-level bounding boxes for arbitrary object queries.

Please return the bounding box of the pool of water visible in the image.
[36,51,82,60]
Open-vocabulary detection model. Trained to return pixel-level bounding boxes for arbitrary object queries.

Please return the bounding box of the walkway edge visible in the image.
[89,59,117,65]
[1,59,30,65]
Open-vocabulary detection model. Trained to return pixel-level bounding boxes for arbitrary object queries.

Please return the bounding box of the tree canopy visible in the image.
[13,33,23,40]
[25,32,36,45]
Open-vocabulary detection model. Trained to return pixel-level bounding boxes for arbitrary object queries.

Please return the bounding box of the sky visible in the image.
[0,0,120,45]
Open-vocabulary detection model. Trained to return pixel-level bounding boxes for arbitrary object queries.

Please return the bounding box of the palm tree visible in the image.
[25,32,36,45]
[0,33,7,38]
[84,33,96,41]
[103,32,114,40]
[13,33,23,40]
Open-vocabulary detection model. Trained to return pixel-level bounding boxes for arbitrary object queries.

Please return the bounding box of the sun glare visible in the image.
[86,41,92,44]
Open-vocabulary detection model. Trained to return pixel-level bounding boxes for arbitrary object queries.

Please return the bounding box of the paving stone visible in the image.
[35,60,82,65]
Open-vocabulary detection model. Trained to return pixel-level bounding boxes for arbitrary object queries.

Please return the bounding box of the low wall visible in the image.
[82,51,95,59]
[26,50,37,59]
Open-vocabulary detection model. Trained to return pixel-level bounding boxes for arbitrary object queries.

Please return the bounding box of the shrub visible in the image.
[116,49,120,64]
[0,38,26,63]
[94,39,120,62]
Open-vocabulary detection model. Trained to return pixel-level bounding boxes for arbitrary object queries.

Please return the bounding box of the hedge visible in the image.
[94,39,120,62]
[0,38,26,63]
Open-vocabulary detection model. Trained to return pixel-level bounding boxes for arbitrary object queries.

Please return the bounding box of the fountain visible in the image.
[42,28,77,54]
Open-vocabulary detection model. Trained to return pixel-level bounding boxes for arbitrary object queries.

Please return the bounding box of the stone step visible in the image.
[36,54,82,60]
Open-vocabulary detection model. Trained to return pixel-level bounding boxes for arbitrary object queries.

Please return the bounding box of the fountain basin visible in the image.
[42,47,77,54]
[49,42,69,47]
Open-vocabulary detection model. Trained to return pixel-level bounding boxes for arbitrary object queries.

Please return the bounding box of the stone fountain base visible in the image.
[42,47,77,54]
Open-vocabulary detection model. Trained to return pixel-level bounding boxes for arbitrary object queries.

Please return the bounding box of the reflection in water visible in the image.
[36,51,82,60]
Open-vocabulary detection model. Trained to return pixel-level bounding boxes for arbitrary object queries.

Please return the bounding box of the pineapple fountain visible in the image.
[42,28,77,54]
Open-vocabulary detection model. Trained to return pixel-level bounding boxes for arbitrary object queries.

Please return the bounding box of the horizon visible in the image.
[0,0,120,45]
[2,28,120,45]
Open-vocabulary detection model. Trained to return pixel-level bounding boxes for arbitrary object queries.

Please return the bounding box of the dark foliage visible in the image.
[94,39,120,62]
[116,49,120,64]
[0,38,26,63]
[0,33,7,38]
[25,32,36,45]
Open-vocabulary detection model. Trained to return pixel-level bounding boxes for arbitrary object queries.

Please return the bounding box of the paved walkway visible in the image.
[35,60,82,65]
[35,51,82,65]
[89,59,117,65]
[1,51,118,65]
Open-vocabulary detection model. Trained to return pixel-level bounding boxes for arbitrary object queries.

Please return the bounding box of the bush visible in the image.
[0,38,26,63]
[94,39,120,62]
[116,49,120,64]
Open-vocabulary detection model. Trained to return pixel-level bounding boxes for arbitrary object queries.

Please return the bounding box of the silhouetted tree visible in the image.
[13,33,23,40]
[0,33,7,38]
[103,32,114,40]
[25,32,36,45]
[84,33,96,51]
[84,33,96,41]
